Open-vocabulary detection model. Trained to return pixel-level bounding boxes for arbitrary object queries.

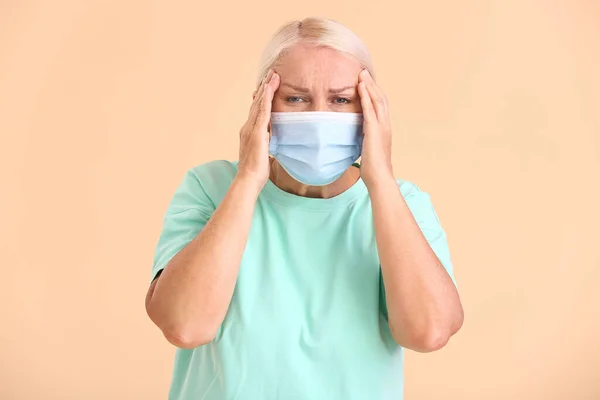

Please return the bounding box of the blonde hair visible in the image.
[256,17,375,87]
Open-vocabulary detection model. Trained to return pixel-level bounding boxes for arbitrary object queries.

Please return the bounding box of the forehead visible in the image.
[274,44,362,86]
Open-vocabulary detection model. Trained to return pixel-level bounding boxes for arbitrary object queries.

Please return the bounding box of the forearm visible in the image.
[369,178,463,352]
[147,175,261,347]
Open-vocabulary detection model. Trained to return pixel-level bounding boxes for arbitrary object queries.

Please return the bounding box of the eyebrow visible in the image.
[280,83,356,94]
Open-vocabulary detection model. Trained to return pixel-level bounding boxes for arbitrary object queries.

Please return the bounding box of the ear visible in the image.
[252,91,257,101]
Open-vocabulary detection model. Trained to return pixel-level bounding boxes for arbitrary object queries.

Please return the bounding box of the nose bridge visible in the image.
[308,94,329,112]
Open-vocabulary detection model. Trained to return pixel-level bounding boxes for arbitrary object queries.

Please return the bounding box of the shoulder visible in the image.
[186,160,239,186]
[169,160,238,210]
[396,179,454,276]
[395,179,441,223]
[396,179,430,199]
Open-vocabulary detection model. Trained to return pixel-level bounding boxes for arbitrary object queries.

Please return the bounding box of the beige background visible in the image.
[1,1,599,399]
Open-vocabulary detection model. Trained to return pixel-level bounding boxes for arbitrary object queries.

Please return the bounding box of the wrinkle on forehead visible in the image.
[274,44,362,91]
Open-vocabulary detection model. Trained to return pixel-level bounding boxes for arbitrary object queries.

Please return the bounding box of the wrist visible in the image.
[232,172,266,198]
[362,169,396,192]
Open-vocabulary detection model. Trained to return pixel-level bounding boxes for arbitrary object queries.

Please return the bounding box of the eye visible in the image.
[286,96,304,103]
[333,97,351,104]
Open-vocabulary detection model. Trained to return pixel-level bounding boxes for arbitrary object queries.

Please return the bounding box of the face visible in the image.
[270,44,364,113]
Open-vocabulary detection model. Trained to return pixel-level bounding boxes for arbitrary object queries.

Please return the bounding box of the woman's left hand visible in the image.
[357,69,395,188]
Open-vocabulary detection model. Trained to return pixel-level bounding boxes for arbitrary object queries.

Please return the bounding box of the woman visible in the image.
[146,17,463,400]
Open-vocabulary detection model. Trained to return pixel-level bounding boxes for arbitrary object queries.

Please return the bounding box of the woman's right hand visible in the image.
[237,69,280,190]
[148,69,280,347]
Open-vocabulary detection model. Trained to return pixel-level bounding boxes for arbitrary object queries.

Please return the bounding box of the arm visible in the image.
[146,175,261,349]
[357,69,463,352]
[146,69,280,349]
[370,179,463,352]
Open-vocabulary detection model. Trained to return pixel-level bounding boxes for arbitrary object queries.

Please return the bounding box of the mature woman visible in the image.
[146,17,463,400]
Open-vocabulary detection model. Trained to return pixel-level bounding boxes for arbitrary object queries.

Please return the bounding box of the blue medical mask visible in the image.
[269,112,364,186]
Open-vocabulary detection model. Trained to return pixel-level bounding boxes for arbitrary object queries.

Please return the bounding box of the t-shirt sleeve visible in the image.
[379,181,456,319]
[400,181,455,283]
[151,170,216,282]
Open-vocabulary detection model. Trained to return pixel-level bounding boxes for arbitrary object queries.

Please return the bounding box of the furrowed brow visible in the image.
[280,83,356,94]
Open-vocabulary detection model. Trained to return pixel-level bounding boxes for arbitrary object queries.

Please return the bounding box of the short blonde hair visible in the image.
[256,17,375,87]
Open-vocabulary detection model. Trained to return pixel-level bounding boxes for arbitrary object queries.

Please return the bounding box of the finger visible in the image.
[366,83,387,121]
[359,70,387,120]
[256,73,279,129]
[358,81,376,125]
[247,69,273,119]
[261,69,274,86]
[254,70,276,112]
[249,71,275,131]
[248,82,267,119]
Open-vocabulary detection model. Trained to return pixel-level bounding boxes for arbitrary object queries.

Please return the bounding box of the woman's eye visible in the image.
[334,97,351,104]
[286,96,304,103]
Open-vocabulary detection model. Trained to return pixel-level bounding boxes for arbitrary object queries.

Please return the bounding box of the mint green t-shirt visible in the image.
[151,160,455,400]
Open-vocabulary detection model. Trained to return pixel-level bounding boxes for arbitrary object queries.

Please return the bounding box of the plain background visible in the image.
[1,1,599,399]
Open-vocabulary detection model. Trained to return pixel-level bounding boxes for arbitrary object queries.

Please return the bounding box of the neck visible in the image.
[269,158,360,199]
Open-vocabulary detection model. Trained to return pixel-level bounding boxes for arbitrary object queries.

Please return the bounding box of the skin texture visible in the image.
[146,44,464,352]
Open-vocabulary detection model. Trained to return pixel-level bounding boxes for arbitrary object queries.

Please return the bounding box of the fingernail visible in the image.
[361,69,369,77]
[269,71,278,83]
[260,70,270,85]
